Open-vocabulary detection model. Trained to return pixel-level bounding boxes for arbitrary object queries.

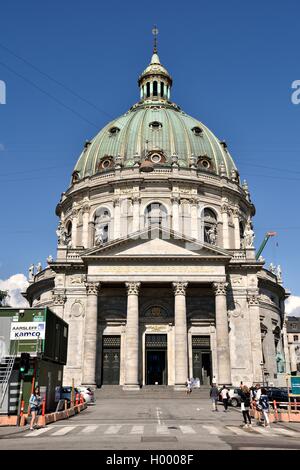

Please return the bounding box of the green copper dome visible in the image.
[73,52,238,182]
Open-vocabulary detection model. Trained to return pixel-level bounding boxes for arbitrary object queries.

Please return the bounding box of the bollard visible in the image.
[273,400,279,421]
[42,399,46,417]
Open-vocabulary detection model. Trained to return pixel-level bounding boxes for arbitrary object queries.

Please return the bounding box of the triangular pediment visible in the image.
[82,226,231,260]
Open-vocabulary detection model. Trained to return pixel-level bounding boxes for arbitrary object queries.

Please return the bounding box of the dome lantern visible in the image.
[138,27,172,102]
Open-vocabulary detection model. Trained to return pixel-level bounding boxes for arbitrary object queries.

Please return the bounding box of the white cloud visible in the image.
[286,295,300,318]
[0,274,29,308]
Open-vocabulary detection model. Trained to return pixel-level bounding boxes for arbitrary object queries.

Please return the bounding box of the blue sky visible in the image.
[0,0,299,295]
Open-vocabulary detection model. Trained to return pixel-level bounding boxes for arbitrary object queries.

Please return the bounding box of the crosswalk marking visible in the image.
[226,426,249,436]
[251,426,277,436]
[25,427,53,437]
[51,426,76,436]
[156,425,169,435]
[81,425,98,434]
[272,428,298,437]
[202,425,221,435]
[130,426,144,434]
[22,423,300,439]
[104,425,122,435]
[179,425,196,434]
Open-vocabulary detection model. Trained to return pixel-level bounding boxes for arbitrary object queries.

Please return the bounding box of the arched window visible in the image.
[203,208,217,245]
[153,81,158,96]
[160,82,164,97]
[145,203,168,227]
[94,207,111,245]
[66,221,72,246]
[146,82,150,98]
[239,221,245,248]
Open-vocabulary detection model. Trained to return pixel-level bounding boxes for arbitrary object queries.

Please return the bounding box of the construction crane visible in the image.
[255,232,277,260]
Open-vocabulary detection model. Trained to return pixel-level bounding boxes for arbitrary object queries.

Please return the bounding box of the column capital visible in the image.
[82,203,90,214]
[173,282,188,296]
[212,282,228,296]
[125,282,141,295]
[131,194,141,204]
[247,290,259,305]
[171,194,181,204]
[86,282,101,295]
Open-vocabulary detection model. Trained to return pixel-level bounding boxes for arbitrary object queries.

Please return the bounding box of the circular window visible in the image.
[102,159,111,168]
[201,159,210,169]
[150,154,162,163]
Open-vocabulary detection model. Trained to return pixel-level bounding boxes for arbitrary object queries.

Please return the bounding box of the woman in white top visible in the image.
[220,385,230,412]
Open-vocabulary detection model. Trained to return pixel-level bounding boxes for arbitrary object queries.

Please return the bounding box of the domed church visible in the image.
[25,41,289,389]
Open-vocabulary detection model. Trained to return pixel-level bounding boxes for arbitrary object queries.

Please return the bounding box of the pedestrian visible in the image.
[254,383,262,402]
[186,378,192,395]
[220,385,230,412]
[29,386,41,430]
[210,383,219,411]
[258,388,270,427]
[240,385,252,428]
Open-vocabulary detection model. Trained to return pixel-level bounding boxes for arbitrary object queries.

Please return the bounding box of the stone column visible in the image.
[171,195,180,233]
[82,282,100,386]
[247,291,263,383]
[82,202,90,248]
[282,319,291,374]
[114,198,121,239]
[132,196,140,233]
[123,282,141,390]
[190,197,199,239]
[71,208,79,248]
[213,282,231,384]
[173,282,188,389]
[221,200,230,249]
[233,206,240,249]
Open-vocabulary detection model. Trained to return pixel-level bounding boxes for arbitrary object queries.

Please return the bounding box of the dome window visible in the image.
[220,140,227,149]
[197,156,213,171]
[150,153,162,163]
[200,159,210,169]
[97,156,114,171]
[109,126,120,135]
[149,121,162,129]
[192,126,203,136]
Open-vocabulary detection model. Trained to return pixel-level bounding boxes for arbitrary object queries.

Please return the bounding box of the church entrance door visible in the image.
[102,336,120,385]
[145,334,167,385]
[192,336,212,385]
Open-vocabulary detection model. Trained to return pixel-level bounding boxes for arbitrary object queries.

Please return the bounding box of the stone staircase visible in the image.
[95,385,210,399]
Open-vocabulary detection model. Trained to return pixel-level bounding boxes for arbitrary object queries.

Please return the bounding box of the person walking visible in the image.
[240,385,252,428]
[29,386,41,430]
[259,388,270,427]
[210,383,219,411]
[220,385,230,412]
[186,378,192,395]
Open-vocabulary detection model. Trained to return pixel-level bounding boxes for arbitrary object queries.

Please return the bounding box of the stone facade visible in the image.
[25,47,288,388]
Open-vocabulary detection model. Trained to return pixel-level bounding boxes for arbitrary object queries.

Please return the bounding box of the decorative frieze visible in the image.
[52,293,66,306]
[125,281,141,296]
[172,281,188,296]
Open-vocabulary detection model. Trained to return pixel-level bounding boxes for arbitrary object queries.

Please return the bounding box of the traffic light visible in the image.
[19,353,30,374]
